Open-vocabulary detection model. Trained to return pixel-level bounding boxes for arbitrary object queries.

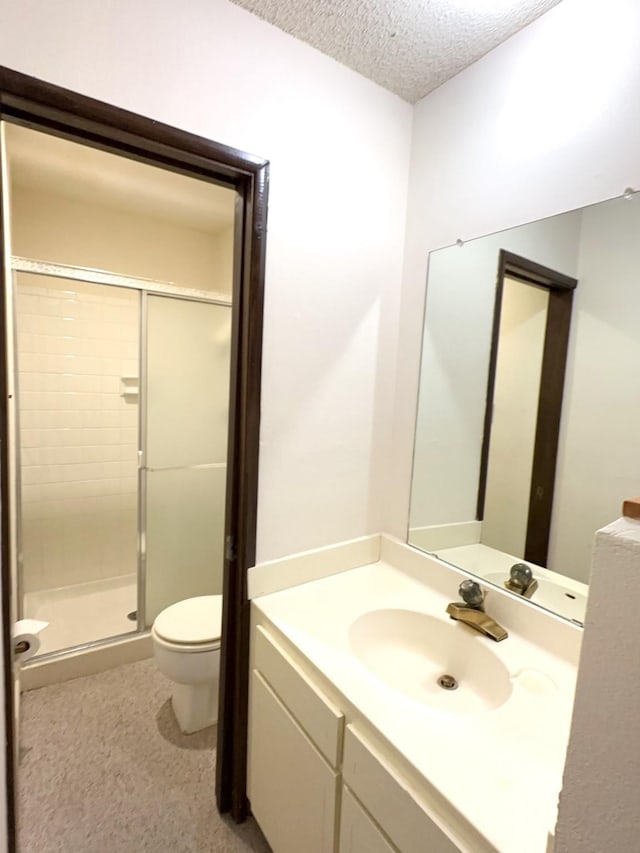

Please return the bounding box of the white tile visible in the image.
[101,393,120,411]
[88,394,105,411]
[20,447,42,466]
[39,411,62,429]
[18,314,42,335]
[18,373,40,392]
[46,429,67,447]
[68,411,84,429]
[119,444,137,462]
[85,462,106,480]
[99,375,120,394]
[39,483,60,503]
[39,373,59,392]
[103,461,122,480]
[19,411,40,430]
[120,461,139,479]
[98,478,121,497]
[19,333,39,354]
[60,428,83,447]
[121,492,138,511]
[17,294,39,314]
[21,429,41,448]
[98,446,120,462]
[121,477,138,494]
[39,447,61,465]
[21,486,42,507]
[41,465,65,484]
[119,405,138,425]
[48,354,75,374]
[19,353,40,374]
[21,466,41,486]
[100,428,120,445]
[99,411,119,428]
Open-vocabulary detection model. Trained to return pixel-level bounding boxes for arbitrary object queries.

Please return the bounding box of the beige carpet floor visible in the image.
[18,659,271,853]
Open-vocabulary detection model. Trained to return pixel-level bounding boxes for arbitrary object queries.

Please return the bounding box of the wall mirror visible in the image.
[408,191,640,624]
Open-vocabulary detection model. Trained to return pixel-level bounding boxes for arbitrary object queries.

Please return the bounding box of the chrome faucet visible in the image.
[504,563,538,599]
[446,580,508,642]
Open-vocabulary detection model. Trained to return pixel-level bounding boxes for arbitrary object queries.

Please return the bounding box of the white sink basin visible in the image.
[349,608,513,714]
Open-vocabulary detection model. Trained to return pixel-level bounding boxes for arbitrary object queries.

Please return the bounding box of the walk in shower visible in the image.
[13,260,231,658]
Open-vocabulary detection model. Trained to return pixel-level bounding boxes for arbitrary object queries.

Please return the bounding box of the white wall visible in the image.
[389,0,640,548]
[482,278,548,558]
[0,0,413,565]
[555,516,640,852]
[548,196,640,580]
[12,186,233,295]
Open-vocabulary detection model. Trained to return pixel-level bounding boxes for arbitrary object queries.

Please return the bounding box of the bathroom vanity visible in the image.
[247,536,581,853]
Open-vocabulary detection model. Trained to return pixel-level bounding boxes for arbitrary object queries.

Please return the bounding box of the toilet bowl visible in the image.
[152,594,223,734]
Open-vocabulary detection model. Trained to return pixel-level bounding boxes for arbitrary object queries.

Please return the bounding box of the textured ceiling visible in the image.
[230,0,563,103]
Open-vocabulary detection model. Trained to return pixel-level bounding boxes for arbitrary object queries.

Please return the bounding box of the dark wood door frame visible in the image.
[477,250,577,566]
[0,66,268,845]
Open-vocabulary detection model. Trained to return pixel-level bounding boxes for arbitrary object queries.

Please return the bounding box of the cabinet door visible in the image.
[248,671,339,853]
[343,726,462,853]
[339,785,397,853]
[254,625,344,767]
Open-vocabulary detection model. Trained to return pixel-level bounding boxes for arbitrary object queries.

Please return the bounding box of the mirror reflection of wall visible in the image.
[482,277,550,558]
[408,192,640,623]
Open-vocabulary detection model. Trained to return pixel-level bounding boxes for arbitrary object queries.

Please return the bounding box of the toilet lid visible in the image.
[153,595,223,645]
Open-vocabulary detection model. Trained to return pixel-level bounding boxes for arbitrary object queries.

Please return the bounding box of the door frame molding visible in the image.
[0,66,268,843]
[477,250,577,565]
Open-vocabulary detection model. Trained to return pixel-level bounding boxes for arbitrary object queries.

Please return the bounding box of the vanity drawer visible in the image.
[254,624,344,767]
[342,726,461,853]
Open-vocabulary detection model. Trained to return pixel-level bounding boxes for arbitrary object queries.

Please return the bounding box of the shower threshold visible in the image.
[23,573,137,656]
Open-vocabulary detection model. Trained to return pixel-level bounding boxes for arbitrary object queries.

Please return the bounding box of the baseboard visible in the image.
[21,632,153,691]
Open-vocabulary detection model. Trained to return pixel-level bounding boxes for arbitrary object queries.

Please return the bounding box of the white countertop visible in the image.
[253,539,581,853]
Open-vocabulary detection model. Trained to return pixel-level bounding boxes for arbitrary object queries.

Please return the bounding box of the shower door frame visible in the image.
[0,65,268,843]
[12,257,233,642]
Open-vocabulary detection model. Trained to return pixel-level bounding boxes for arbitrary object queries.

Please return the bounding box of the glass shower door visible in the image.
[143,295,231,626]
[16,273,140,654]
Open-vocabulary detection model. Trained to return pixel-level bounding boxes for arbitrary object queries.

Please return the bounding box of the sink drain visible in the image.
[127,610,137,622]
[437,674,459,691]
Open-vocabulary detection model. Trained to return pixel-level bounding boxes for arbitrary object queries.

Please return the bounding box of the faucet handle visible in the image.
[459,579,485,607]
[509,562,533,591]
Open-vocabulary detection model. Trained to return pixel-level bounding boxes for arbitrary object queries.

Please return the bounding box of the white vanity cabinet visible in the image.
[248,618,472,853]
[249,547,579,853]
[339,784,398,853]
[247,626,344,853]
[342,726,462,853]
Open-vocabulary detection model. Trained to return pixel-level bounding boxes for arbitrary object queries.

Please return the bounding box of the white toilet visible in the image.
[152,594,223,734]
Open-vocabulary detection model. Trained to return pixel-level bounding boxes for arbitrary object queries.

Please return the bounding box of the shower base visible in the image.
[23,573,137,656]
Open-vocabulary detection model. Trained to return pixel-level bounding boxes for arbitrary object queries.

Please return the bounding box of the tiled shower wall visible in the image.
[17,274,140,594]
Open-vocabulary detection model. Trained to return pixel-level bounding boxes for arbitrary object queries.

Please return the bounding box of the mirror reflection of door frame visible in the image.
[477,250,577,566]
[0,65,268,844]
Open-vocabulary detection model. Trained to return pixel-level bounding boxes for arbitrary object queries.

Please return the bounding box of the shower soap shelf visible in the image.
[121,375,139,400]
